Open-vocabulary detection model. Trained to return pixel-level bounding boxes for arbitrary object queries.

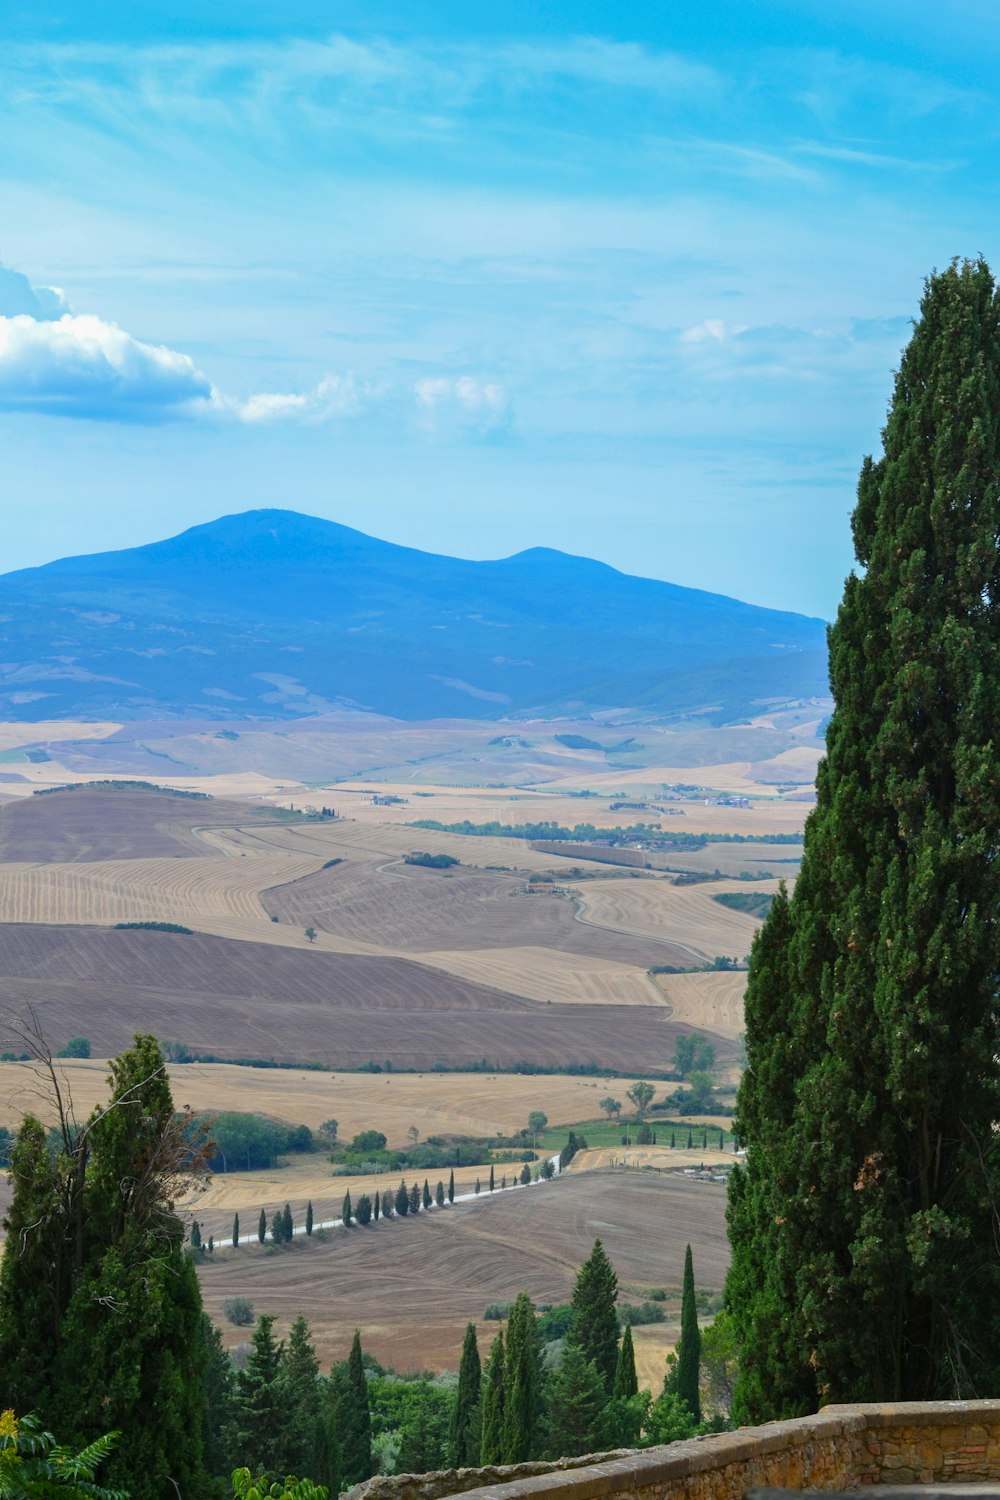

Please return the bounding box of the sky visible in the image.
[1,0,998,619]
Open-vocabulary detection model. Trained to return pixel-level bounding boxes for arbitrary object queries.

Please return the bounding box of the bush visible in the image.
[619,1301,666,1326]
[483,1302,511,1321]
[56,1037,91,1059]
[223,1297,255,1327]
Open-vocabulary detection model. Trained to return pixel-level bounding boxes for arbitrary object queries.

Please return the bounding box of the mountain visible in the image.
[0,509,828,722]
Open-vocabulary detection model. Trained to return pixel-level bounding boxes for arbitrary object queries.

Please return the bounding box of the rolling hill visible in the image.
[0,508,827,722]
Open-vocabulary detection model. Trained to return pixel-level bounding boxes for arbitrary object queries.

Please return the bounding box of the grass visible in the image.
[538,1114,734,1153]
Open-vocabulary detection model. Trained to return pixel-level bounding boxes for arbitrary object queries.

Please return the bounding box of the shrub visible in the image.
[56,1037,90,1059]
[223,1297,255,1327]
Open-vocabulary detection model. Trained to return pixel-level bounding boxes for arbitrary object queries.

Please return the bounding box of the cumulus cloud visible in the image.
[414,375,508,430]
[0,261,71,320]
[0,312,214,418]
[231,374,368,424]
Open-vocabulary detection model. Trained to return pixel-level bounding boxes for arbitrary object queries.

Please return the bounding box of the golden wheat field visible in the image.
[412,945,665,1006]
[649,969,748,1040]
[576,876,778,958]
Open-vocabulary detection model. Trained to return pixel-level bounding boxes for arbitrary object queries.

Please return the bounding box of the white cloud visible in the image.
[0,262,72,320]
[231,374,367,424]
[680,319,728,344]
[414,376,508,429]
[0,311,213,417]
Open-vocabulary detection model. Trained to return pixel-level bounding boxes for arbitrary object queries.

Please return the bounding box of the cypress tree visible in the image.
[409,1181,421,1214]
[342,1190,353,1226]
[207,1234,214,1254]
[449,1322,482,1466]
[190,1220,202,1252]
[670,1131,675,1148]
[282,1202,294,1242]
[613,1322,638,1400]
[355,1193,372,1226]
[232,1211,240,1248]
[474,1178,481,1195]
[489,1165,495,1193]
[423,1177,432,1210]
[202,1313,236,1479]
[305,1199,313,1236]
[278,1314,321,1478]
[727,259,1000,1420]
[233,1313,287,1477]
[338,1329,372,1484]
[448,1168,455,1203]
[568,1239,620,1394]
[479,1330,505,1464]
[258,1207,266,1244]
[676,1244,701,1423]
[544,1342,605,1459]
[395,1180,409,1216]
[435,1179,445,1207]
[270,1210,283,1244]
[500,1291,542,1462]
[686,1129,693,1149]
[373,1189,381,1220]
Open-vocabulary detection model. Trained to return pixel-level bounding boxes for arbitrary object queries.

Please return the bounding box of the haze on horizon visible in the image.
[2,0,997,619]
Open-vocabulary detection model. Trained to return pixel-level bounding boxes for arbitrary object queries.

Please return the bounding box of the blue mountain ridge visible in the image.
[0,509,828,722]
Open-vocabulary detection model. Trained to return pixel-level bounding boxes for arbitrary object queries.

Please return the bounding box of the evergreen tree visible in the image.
[670,1132,675,1149]
[191,1220,202,1252]
[313,1405,342,1496]
[474,1178,481,1196]
[282,1203,293,1242]
[727,259,1000,1420]
[258,1207,266,1244]
[337,1330,372,1485]
[373,1190,381,1220]
[676,1245,701,1424]
[202,1313,236,1480]
[270,1211,283,1244]
[422,1178,432,1210]
[448,1169,455,1203]
[207,1234,214,1254]
[356,1194,372,1226]
[568,1240,619,1394]
[435,1179,445,1207]
[305,1200,313,1236]
[278,1314,322,1477]
[500,1291,542,1462]
[613,1322,638,1400]
[382,1189,394,1219]
[232,1313,287,1477]
[489,1165,495,1193]
[409,1182,421,1214]
[479,1330,505,1464]
[232,1211,240,1248]
[544,1342,605,1459]
[342,1190,353,1227]
[686,1129,693,1149]
[395,1180,409,1216]
[520,1163,531,1185]
[449,1322,482,1466]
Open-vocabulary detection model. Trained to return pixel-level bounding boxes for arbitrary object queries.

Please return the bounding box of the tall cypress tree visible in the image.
[336,1329,372,1485]
[726,258,1000,1420]
[568,1240,619,1394]
[232,1313,287,1477]
[448,1169,455,1203]
[676,1244,701,1424]
[449,1322,482,1466]
[612,1323,638,1400]
[479,1330,505,1464]
[500,1291,542,1462]
[278,1314,322,1477]
[258,1207,266,1244]
[232,1211,240,1248]
[305,1200,313,1236]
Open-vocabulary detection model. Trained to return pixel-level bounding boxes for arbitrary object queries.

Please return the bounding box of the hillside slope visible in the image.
[0,509,827,722]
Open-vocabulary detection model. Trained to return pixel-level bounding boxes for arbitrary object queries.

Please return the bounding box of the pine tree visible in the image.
[342,1190,353,1226]
[544,1342,606,1459]
[282,1202,294,1242]
[448,1169,455,1203]
[449,1322,482,1466]
[613,1322,638,1400]
[337,1330,372,1485]
[232,1313,287,1477]
[202,1313,236,1479]
[278,1314,322,1478]
[232,1211,240,1248]
[568,1239,619,1394]
[726,259,1000,1419]
[479,1330,505,1464]
[435,1179,445,1207]
[258,1207,266,1244]
[305,1200,313,1236]
[676,1244,701,1424]
[422,1178,432,1210]
[501,1291,542,1462]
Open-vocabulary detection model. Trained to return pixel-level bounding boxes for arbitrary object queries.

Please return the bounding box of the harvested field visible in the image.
[651,969,747,1040]
[196,1168,729,1378]
[0,786,276,862]
[262,861,690,969]
[0,925,726,1069]
[576,877,778,959]
[414,945,665,1007]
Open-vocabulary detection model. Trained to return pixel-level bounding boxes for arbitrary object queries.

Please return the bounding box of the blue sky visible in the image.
[1,0,997,618]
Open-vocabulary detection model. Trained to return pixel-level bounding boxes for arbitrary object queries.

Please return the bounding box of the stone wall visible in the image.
[349,1401,1000,1500]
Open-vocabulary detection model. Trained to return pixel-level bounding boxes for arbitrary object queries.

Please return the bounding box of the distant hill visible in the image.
[0,509,827,722]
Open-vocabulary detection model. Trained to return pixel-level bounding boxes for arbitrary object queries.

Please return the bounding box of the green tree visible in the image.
[479,1331,505,1464]
[341,1191,353,1227]
[56,1036,91,1059]
[568,1240,619,1394]
[625,1081,654,1118]
[700,1310,738,1421]
[305,1201,313,1236]
[270,1212,283,1245]
[435,1180,445,1207]
[373,1190,380,1221]
[519,1163,531,1186]
[355,1194,372,1227]
[202,1313,236,1480]
[278,1315,322,1479]
[474,1178,480,1196]
[258,1208,267,1244]
[613,1322,637,1401]
[599,1097,621,1120]
[727,259,1000,1421]
[488,1166,495,1193]
[448,1170,455,1204]
[643,1390,697,1445]
[422,1179,432,1210]
[500,1292,542,1462]
[449,1323,482,1467]
[675,1245,701,1423]
[0,1411,125,1499]
[395,1181,409,1216]
[673,1034,715,1079]
[544,1343,606,1460]
[232,1211,240,1248]
[232,1314,288,1477]
[336,1332,371,1486]
[408,1182,421,1215]
[527,1111,548,1147]
[282,1203,294,1242]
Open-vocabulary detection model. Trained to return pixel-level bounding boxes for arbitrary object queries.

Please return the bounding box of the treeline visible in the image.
[409,819,801,847]
[32,780,211,798]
